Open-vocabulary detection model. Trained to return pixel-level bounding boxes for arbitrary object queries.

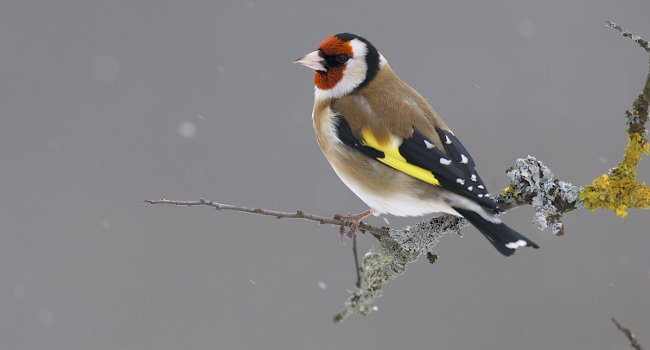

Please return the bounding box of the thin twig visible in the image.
[606,21,650,53]
[144,198,390,237]
[612,317,645,350]
[352,235,362,288]
[607,21,650,139]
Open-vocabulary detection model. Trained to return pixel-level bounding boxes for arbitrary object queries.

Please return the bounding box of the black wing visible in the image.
[335,116,500,213]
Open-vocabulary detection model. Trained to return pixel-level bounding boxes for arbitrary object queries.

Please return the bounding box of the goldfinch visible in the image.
[295,33,538,256]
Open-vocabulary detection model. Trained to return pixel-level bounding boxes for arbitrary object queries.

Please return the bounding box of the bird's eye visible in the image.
[336,54,349,64]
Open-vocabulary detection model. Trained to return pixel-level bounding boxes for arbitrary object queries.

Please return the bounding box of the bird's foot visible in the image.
[333,209,373,240]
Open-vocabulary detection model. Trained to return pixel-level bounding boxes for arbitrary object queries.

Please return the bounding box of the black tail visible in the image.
[453,207,539,256]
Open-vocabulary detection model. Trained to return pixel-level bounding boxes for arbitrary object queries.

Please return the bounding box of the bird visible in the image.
[294,33,538,256]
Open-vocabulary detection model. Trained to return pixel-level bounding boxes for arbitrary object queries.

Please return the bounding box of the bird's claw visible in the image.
[333,209,373,240]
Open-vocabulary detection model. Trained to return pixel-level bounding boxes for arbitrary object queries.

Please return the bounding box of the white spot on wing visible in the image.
[477,185,484,189]
[440,158,452,165]
[456,178,465,185]
[424,140,435,149]
[505,239,528,249]
[460,154,468,164]
[470,174,477,182]
[467,186,473,191]
[444,135,451,144]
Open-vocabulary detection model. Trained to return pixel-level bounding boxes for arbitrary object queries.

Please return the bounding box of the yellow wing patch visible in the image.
[360,127,441,186]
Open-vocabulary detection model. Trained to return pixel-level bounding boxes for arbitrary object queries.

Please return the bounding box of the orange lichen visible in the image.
[501,184,521,201]
[580,132,650,217]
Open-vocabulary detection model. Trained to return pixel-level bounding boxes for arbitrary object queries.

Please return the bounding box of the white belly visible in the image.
[333,165,461,217]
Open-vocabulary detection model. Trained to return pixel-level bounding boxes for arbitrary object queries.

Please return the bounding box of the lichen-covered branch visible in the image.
[606,21,650,53]
[580,22,650,217]
[334,215,467,322]
[580,132,650,217]
[498,157,582,235]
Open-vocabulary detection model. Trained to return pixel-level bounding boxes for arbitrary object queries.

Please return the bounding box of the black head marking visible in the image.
[333,33,381,90]
[321,52,350,68]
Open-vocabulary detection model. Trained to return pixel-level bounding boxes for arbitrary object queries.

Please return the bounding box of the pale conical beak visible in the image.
[294,50,326,72]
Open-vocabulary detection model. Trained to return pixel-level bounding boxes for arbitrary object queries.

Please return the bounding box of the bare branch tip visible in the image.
[605,21,650,53]
[612,317,645,350]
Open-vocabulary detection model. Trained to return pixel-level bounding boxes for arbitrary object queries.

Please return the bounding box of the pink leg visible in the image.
[333,209,374,239]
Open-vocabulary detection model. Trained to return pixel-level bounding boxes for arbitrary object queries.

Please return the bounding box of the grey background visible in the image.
[2,0,649,349]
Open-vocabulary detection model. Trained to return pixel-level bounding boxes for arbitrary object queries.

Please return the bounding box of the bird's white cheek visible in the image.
[314,63,366,99]
[340,61,367,93]
[315,38,369,99]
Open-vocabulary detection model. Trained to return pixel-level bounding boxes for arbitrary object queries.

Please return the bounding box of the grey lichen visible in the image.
[497,156,583,235]
[333,239,409,322]
[334,216,467,322]
[390,215,468,254]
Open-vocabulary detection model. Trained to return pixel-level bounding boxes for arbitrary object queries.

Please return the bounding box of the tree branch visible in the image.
[612,317,645,350]
[580,22,650,217]
[144,198,389,238]
[606,21,650,53]
[352,235,362,288]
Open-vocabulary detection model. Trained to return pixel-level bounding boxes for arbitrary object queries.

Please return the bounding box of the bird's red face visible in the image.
[295,33,381,99]
[312,35,354,90]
